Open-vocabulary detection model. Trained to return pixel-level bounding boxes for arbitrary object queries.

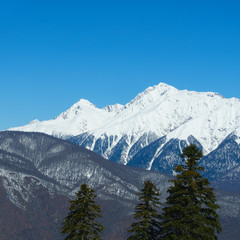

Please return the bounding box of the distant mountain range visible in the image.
[0,131,239,240]
[9,83,240,191]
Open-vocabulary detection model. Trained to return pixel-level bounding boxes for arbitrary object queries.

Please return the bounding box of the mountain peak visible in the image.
[143,82,177,95]
[156,82,176,89]
[127,82,178,107]
[57,99,97,120]
[74,98,96,108]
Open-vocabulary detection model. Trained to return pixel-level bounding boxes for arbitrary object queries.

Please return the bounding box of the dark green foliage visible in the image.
[128,180,162,240]
[60,184,104,240]
[161,144,222,240]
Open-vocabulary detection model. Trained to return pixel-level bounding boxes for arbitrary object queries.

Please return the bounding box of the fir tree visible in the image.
[60,183,104,240]
[161,144,222,240]
[128,180,162,240]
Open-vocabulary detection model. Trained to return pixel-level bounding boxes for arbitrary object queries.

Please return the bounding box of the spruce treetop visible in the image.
[61,183,104,240]
[128,180,162,240]
[161,144,222,240]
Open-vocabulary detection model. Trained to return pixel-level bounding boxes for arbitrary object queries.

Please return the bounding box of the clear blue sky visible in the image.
[1,0,240,130]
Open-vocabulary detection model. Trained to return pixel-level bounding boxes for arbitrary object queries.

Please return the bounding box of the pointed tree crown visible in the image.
[128,180,162,240]
[161,144,222,240]
[61,183,104,240]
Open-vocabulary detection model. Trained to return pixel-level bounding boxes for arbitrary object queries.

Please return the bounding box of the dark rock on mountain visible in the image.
[127,136,167,170]
[127,135,203,174]
[69,131,159,165]
[200,132,240,180]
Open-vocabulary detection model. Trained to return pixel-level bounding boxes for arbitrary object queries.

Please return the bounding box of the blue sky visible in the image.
[0,0,240,130]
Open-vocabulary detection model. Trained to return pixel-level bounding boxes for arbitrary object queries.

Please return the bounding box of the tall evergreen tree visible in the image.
[60,183,104,240]
[127,180,162,240]
[161,144,222,240]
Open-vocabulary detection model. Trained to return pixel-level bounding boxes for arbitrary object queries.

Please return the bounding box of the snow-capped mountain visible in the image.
[9,82,240,175]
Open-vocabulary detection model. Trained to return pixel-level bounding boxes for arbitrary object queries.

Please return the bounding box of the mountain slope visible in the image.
[200,131,240,180]
[0,131,239,239]
[0,131,171,239]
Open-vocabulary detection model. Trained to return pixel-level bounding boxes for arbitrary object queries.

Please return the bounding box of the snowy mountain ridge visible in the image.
[10,82,240,153]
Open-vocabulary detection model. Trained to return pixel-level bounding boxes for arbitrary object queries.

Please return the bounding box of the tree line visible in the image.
[60,144,222,239]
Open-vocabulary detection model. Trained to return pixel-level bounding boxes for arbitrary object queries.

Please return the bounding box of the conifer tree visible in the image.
[127,180,162,240]
[60,183,104,240]
[161,144,222,240]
